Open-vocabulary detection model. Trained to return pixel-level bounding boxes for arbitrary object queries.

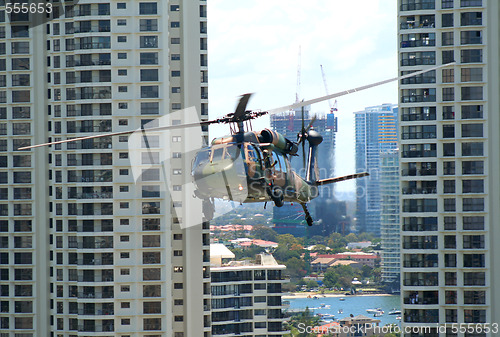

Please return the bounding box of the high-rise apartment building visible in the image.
[354,104,398,236]
[399,0,500,333]
[380,149,400,287]
[210,244,287,336]
[0,1,211,336]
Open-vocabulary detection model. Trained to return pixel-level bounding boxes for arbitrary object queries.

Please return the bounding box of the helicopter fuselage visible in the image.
[191,130,318,205]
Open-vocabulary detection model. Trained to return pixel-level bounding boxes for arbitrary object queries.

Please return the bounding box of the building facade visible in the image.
[210,247,287,337]
[0,1,211,336]
[380,150,400,287]
[399,0,500,334]
[354,103,398,236]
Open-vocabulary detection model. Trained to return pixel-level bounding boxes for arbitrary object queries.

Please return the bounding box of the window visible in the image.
[140,36,158,48]
[443,125,455,138]
[462,160,483,174]
[171,70,181,77]
[171,38,180,44]
[141,69,159,81]
[461,30,482,45]
[140,52,158,65]
[463,253,485,267]
[12,74,30,86]
[117,3,127,9]
[442,87,454,101]
[462,124,483,137]
[143,284,161,297]
[442,32,454,46]
[461,106,482,121]
[443,180,455,193]
[140,3,158,15]
[461,49,482,63]
[461,0,482,7]
[442,50,454,64]
[143,301,162,314]
[461,67,482,82]
[463,198,484,211]
[140,19,158,31]
[11,58,29,72]
[461,12,482,26]
[444,198,456,212]
[462,142,483,156]
[141,86,159,98]
[117,36,127,43]
[463,235,485,249]
[442,13,454,27]
[118,86,128,92]
[119,102,128,109]
[12,42,29,54]
[464,272,485,286]
[443,143,455,156]
[143,268,161,280]
[461,86,483,100]
[118,69,127,76]
[442,69,454,82]
[463,216,484,230]
[118,53,127,59]
[117,19,127,26]
[141,102,159,115]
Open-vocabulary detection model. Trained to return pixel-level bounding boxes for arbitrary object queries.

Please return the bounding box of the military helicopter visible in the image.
[21,63,454,226]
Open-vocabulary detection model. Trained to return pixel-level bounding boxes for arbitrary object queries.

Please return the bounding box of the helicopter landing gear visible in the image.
[267,185,284,207]
[300,203,314,226]
[202,198,214,221]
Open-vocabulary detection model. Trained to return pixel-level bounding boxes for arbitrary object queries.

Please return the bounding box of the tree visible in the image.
[285,257,307,280]
[322,268,339,288]
[278,234,301,249]
[305,280,318,288]
[252,225,278,242]
[345,233,358,243]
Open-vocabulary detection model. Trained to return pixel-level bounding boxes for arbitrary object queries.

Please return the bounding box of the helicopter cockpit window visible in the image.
[193,148,210,168]
[211,147,224,162]
[245,144,258,162]
[225,145,240,160]
[277,153,287,172]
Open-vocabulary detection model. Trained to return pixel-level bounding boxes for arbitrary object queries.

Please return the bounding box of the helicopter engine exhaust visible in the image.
[259,129,298,155]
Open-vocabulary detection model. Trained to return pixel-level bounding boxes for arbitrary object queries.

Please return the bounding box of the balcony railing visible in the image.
[400,2,435,11]
[402,187,437,194]
[400,21,435,29]
[401,168,437,176]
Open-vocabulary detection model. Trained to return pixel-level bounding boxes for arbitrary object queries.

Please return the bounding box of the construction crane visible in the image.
[320,64,338,132]
[320,64,338,112]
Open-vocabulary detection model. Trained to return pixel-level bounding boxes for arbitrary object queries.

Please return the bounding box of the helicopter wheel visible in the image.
[267,185,284,207]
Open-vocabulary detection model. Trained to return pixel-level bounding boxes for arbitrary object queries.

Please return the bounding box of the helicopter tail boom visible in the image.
[315,172,369,186]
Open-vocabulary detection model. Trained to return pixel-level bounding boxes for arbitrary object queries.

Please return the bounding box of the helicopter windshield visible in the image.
[193,148,210,168]
[211,147,224,162]
[225,144,241,160]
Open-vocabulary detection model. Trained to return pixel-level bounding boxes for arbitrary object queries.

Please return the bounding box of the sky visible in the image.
[207,0,398,197]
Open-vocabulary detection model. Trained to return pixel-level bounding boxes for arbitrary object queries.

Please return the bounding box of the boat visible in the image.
[388,309,401,315]
[339,298,345,301]
[313,296,319,299]
[373,310,383,317]
[396,316,402,320]
[319,303,331,309]
[338,309,343,314]
[366,308,383,314]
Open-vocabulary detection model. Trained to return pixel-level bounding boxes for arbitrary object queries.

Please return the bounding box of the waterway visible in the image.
[286,294,401,327]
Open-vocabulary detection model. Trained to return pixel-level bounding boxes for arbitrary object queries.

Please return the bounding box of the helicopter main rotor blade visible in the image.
[266,62,456,115]
[232,93,253,121]
[17,120,213,150]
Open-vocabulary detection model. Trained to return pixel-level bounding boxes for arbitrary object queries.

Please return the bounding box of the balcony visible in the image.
[401,57,436,67]
[400,1,435,11]
[78,291,114,299]
[401,39,435,48]
[401,94,436,103]
[401,168,436,176]
[400,21,435,30]
[402,187,437,195]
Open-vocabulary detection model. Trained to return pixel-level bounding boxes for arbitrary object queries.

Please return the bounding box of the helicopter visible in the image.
[21,63,454,226]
